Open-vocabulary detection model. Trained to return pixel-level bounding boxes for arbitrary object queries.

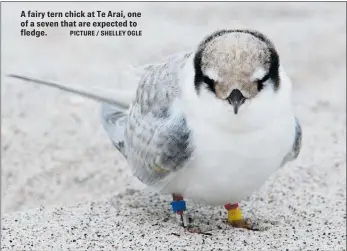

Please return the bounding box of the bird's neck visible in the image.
[178,57,294,133]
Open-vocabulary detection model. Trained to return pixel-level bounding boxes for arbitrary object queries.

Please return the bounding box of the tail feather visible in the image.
[8,74,134,110]
[100,103,127,157]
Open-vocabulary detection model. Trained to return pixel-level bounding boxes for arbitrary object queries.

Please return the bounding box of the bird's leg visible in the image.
[224,203,253,230]
[171,194,189,227]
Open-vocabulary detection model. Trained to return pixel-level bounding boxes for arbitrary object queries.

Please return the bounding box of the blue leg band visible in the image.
[171,200,186,212]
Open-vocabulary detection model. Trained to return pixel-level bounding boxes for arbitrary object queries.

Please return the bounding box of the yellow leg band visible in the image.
[227,207,243,222]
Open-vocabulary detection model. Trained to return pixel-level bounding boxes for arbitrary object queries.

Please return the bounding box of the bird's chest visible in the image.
[170,116,295,205]
[192,118,294,167]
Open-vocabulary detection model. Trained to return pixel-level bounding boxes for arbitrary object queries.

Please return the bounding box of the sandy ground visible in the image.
[1,2,346,250]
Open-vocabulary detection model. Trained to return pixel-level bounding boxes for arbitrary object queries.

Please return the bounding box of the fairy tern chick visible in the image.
[9,29,302,230]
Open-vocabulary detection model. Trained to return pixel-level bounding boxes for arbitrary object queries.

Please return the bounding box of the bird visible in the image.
[9,29,302,231]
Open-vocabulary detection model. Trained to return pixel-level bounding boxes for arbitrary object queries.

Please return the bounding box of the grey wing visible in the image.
[124,52,194,186]
[281,117,302,166]
[100,103,128,157]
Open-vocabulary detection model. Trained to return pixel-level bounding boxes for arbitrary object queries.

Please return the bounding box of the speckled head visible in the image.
[194,29,280,114]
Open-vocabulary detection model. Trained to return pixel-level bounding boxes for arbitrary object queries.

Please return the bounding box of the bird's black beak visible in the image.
[227,89,246,114]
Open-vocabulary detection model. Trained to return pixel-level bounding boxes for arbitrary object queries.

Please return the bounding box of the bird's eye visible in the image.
[202,75,216,92]
[255,73,270,91]
[256,80,264,91]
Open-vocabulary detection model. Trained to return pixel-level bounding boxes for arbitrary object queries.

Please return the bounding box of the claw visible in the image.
[229,219,255,230]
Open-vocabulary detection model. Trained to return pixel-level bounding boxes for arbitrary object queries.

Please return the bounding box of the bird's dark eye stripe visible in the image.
[257,72,270,84]
[203,75,214,84]
[256,72,270,92]
[257,82,264,91]
[202,75,215,92]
